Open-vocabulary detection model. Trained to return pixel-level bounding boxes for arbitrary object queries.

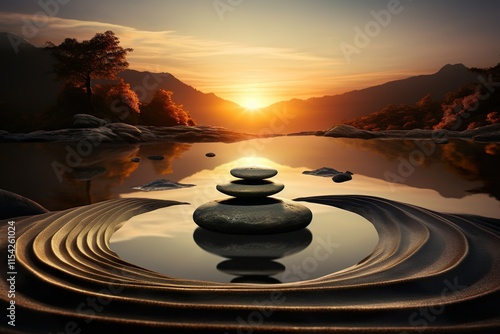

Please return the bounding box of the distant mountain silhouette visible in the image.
[117,70,244,127]
[0,32,60,116]
[259,64,479,132]
[0,32,482,133]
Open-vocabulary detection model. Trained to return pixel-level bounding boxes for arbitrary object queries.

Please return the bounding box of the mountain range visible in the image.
[260,64,478,132]
[0,32,480,133]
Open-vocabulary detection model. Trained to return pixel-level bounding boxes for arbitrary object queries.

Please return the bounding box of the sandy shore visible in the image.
[1,195,499,333]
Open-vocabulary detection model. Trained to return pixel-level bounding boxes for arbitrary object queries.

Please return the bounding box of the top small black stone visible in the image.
[230,167,278,180]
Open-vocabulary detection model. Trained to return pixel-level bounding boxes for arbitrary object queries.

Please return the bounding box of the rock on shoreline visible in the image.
[0,125,262,143]
[1,115,500,143]
[0,189,48,219]
[0,115,264,143]
[323,124,500,142]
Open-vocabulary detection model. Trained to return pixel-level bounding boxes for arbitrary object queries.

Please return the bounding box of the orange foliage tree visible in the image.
[93,79,140,124]
[140,89,196,126]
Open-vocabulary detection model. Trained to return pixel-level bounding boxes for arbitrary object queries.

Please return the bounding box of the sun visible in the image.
[242,98,263,111]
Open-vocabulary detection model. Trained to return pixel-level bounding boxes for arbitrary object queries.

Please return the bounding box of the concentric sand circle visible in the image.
[1,196,499,332]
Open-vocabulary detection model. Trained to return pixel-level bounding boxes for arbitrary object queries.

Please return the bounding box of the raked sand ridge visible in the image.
[1,195,499,333]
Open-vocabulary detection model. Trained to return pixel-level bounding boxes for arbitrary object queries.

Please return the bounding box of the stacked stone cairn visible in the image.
[193,166,312,234]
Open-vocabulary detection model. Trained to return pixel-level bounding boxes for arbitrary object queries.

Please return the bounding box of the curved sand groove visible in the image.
[1,196,499,333]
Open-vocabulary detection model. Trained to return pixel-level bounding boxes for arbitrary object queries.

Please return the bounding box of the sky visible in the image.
[1,0,499,108]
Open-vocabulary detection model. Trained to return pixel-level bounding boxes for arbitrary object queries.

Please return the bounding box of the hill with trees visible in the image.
[336,64,500,131]
[259,64,479,132]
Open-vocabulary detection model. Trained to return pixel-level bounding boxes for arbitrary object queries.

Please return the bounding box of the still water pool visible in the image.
[1,136,498,283]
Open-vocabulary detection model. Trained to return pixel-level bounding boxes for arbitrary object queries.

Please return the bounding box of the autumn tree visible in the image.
[46,31,133,104]
[93,79,141,124]
[140,89,196,126]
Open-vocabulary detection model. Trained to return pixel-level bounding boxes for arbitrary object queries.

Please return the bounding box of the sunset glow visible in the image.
[241,98,263,111]
[0,1,499,107]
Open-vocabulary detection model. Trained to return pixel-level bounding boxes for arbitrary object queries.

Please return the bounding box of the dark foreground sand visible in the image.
[1,195,499,333]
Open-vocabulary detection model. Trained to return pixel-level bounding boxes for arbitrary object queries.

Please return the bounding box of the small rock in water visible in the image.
[332,172,353,183]
[130,157,141,163]
[147,155,164,161]
[303,167,342,177]
[206,152,216,157]
[230,167,278,180]
[304,167,353,183]
[132,179,195,191]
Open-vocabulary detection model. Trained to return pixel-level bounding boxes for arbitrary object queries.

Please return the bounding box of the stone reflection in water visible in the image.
[193,228,312,283]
